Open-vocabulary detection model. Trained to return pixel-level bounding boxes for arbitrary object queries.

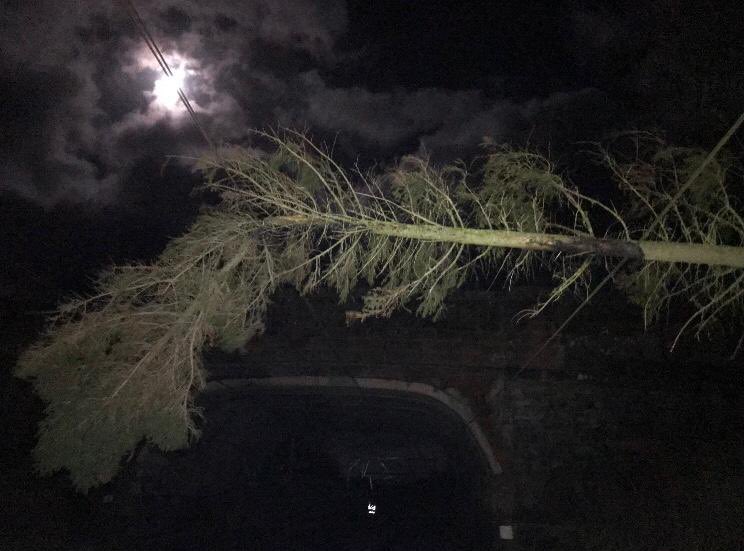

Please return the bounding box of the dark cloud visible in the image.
[568,1,744,144]
[291,70,600,161]
[159,6,193,37]
[0,0,347,205]
[0,0,609,206]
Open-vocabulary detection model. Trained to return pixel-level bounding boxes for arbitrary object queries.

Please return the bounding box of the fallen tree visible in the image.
[16,128,744,491]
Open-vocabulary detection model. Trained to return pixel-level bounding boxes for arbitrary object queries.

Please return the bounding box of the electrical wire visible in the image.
[502,109,744,389]
[120,0,214,149]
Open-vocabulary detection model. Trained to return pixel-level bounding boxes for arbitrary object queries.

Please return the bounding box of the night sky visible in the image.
[0,0,736,368]
[1,0,743,311]
[2,1,741,197]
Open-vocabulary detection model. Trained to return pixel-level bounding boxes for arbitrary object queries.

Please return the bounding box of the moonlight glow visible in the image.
[153,66,186,110]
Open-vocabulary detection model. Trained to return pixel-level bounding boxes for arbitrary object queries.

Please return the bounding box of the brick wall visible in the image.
[205,286,744,546]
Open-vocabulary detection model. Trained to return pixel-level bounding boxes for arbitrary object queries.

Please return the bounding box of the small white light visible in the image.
[499,525,514,540]
[367,503,376,515]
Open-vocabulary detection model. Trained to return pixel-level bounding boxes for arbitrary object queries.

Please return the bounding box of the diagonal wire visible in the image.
[501,110,744,388]
[121,0,214,149]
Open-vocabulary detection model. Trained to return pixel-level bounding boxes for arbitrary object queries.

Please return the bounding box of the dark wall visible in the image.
[206,286,744,548]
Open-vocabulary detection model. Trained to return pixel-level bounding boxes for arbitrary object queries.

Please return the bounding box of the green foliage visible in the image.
[14,129,744,491]
[476,148,565,232]
[15,213,278,491]
[16,131,590,490]
[603,134,744,346]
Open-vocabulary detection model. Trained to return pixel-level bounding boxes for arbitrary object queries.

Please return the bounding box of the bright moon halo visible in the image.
[153,66,187,110]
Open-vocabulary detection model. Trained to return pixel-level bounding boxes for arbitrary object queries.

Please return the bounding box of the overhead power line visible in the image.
[121,0,214,149]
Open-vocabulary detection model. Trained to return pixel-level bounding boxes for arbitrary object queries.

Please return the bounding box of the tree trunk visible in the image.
[268,216,744,269]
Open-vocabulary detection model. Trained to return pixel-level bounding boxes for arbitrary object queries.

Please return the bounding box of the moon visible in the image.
[152,66,186,110]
